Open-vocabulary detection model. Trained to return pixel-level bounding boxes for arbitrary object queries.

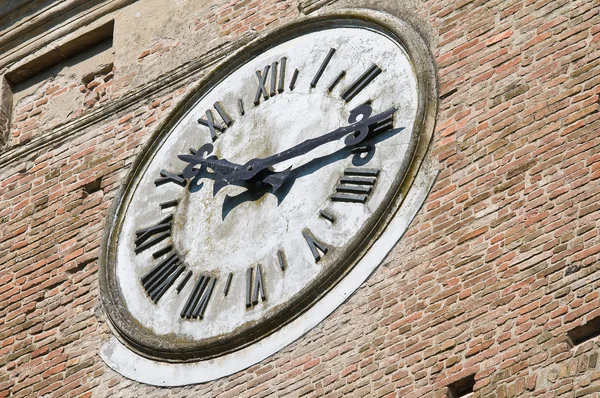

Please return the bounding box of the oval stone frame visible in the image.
[99,8,438,385]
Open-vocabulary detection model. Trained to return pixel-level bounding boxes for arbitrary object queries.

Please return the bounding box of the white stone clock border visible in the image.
[99,7,439,385]
[100,158,438,386]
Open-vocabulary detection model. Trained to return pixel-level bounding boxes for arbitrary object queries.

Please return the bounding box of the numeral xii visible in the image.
[254,57,287,105]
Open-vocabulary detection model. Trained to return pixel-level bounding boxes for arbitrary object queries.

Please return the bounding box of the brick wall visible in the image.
[10,66,115,148]
[1,0,600,397]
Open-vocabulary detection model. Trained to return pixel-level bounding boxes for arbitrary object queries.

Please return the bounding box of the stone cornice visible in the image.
[0,33,256,169]
[0,0,137,73]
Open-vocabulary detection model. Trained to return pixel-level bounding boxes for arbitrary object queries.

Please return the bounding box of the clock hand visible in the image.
[178,143,292,194]
[178,143,242,179]
[213,104,396,193]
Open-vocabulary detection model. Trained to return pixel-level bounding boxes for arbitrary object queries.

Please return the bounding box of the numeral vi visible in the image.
[246,264,266,308]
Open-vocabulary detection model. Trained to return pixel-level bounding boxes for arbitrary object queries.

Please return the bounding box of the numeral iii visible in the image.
[331,168,379,203]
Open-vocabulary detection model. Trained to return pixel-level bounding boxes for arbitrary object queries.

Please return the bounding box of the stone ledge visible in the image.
[0,0,136,73]
[0,34,256,168]
[0,76,11,150]
[298,0,339,15]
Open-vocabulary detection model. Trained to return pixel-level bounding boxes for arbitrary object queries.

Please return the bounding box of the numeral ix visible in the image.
[134,215,172,254]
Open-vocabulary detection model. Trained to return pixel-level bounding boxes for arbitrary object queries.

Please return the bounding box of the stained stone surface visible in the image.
[114,26,418,342]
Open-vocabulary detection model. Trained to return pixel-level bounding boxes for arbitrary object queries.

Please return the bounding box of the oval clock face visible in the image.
[103,24,420,360]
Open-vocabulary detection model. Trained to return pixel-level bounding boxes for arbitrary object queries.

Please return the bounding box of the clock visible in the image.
[100,11,437,375]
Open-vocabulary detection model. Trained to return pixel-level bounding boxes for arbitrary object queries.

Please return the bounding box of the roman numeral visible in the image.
[331,168,379,203]
[319,209,335,223]
[238,98,245,116]
[254,58,287,105]
[154,170,186,188]
[223,272,233,296]
[341,64,382,102]
[140,253,185,303]
[277,250,286,271]
[152,245,172,259]
[254,65,270,105]
[176,270,193,293]
[134,215,172,254]
[289,68,299,91]
[277,57,287,93]
[159,199,178,209]
[302,230,328,263]
[246,264,266,308]
[328,70,345,92]
[270,61,278,97]
[197,102,232,140]
[310,48,335,88]
[181,275,217,319]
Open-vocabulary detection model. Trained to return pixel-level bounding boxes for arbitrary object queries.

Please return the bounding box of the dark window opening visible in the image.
[82,176,102,197]
[447,374,475,398]
[567,316,600,346]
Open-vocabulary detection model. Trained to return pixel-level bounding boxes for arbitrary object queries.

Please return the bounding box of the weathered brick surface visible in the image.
[192,0,299,35]
[1,0,600,397]
[9,67,115,148]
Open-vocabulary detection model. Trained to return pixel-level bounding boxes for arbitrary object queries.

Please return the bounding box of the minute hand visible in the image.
[214,107,396,191]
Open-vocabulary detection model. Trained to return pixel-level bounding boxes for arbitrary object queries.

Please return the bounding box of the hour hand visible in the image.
[178,143,241,179]
[212,166,292,195]
[178,144,293,195]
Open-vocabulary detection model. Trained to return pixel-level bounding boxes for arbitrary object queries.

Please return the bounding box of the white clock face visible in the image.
[104,25,419,360]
